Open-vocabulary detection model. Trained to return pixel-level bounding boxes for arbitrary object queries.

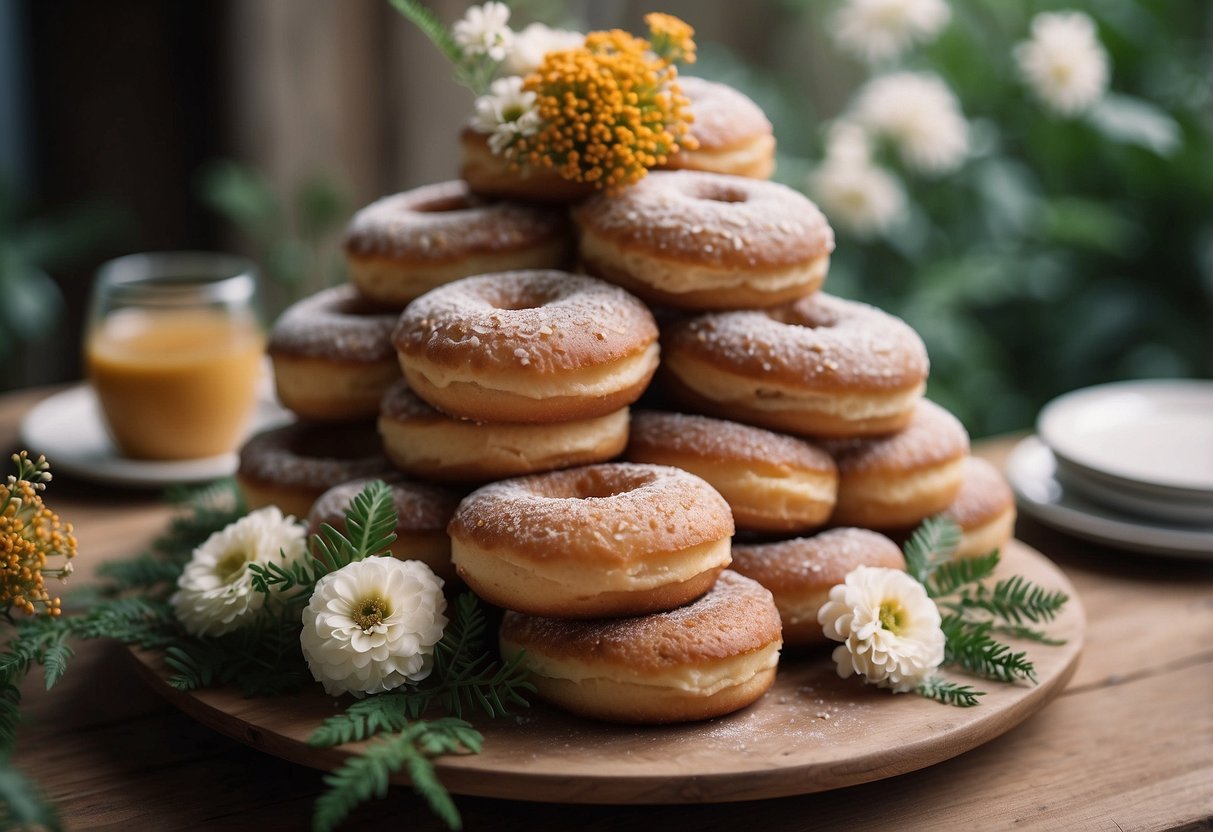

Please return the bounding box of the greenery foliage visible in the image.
[907,516,1068,705]
[701,0,1213,437]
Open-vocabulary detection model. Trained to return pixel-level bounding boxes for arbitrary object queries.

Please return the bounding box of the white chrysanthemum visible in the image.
[809,157,906,239]
[818,566,945,692]
[171,506,307,638]
[472,75,542,155]
[452,1,513,62]
[1014,11,1109,117]
[832,0,952,65]
[501,22,583,76]
[853,71,969,175]
[300,557,447,697]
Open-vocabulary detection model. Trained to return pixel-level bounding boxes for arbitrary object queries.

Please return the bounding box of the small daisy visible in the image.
[171,506,307,638]
[300,557,447,697]
[502,22,583,76]
[452,2,513,63]
[853,71,969,175]
[1014,11,1109,117]
[832,0,952,65]
[818,565,945,692]
[472,75,541,155]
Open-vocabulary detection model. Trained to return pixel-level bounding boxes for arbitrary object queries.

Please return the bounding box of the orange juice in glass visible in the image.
[85,252,265,460]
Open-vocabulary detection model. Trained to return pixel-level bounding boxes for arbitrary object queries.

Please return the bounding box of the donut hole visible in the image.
[484,286,558,312]
[695,185,749,204]
[413,194,476,213]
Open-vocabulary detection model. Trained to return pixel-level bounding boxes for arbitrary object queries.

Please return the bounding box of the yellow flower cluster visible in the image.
[0,453,76,617]
[645,12,697,65]
[515,16,698,191]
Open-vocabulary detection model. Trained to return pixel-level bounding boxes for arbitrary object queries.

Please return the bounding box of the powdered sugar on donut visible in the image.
[679,77,773,151]
[628,410,834,471]
[344,180,568,261]
[823,399,970,473]
[268,284,398,362]
[394,271,658,373]
[574,170,833,269]
[667,292,929,391]
[238,423,393,488]
[308,476,460,535]
[732,527,903,585]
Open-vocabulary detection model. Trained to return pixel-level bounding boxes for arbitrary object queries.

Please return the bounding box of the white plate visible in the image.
[19,384,293,488]
[1006,435,1213,560]
[1037,379,1213,496]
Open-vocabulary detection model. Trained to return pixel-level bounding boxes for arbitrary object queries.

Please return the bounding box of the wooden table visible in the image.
[5,386,1212,831]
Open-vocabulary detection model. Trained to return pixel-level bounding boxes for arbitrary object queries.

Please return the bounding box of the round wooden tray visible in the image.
[129,539,1083,804]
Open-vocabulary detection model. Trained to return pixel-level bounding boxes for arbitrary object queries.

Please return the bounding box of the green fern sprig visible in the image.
[313,718,481,832]
[916,676,985,707]
[941,615,1037,684]
[387,0,463,64]
[990,624,1067,645]
[946,575,1070,626]
[903,515,963,584]
[925,550,1000,599]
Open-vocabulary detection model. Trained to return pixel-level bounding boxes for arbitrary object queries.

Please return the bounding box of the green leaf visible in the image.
[309,694,414,748]
[953,575,1070,626]
[0,756,63,832]
[388,0,464,65]
[0,684,22,752]
[917,676,985,708]
[41,639,73,691]
[1086,92,1182,156]
[902,516,963,585]
[926,550,1000,599]
[339,480,398,567]
[941,615,1037,684]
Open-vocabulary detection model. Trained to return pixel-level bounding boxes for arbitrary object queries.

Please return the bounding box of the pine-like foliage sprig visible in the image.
[946,575,1070,626]
[903,515,964,585]
[925,550,1000,599]
[916,676,985,707]
[388,0,463,64]
[940,615,1037,684]
[312,718,481,832]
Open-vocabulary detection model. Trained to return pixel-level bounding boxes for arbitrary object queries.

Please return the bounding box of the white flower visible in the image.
[853,71,969,175]
[472,75,542,155]
[502,22,583,76]
[452,2,513,63]
[832,0,952,65]
[818,566,945,692]
[1014,11,1109,117]
[171,506,307,637]
[300,557,447,697]
[809,157,906,239]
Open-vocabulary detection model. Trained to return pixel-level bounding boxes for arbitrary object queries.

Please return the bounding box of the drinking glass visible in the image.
[84,252,265,460]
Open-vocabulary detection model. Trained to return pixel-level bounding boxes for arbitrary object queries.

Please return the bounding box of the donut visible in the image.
[498,570,782,723]
[624,410,837,533]
[393,270,659,423]
[307,477,463,583]
[343,180,573,308]
[661,292,930,438]
[460,128,595,203]
[267,285,401,421]
[731,528,903,647]
[659,77,775,179]
[939,457,1017,558]
[236,422,395,518]
[574,170,833,310]
[823,400,970,529]
[378,379,629,483]
[448,463,734,618]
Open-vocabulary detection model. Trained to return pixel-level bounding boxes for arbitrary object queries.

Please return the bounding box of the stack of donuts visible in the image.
[234,76,1016,723]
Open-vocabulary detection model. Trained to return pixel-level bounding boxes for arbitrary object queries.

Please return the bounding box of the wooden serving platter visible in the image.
[129,539,1083,804]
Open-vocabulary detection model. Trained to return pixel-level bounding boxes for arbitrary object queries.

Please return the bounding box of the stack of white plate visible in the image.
[1006,379,1213,560]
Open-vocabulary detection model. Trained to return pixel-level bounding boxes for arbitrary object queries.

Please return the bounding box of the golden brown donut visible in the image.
[267,285,401,422]
[659,77,776,179]
[307,477,463,583]
[661,292,930,438]
[236,422,394,519]
[393,270,659,424]
[448,463,734,618]
[823,400,970,529]
[499,570,782,723]
[731,528,903,647]
[377,379,629,483]
[940,457,1017,558]
[574,170,833,310]
[624,410,837,533]
[344,180,573,308]
[459,128,595,204]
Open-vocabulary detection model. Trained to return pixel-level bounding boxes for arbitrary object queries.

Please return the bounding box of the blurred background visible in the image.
[1,0,1210,437]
